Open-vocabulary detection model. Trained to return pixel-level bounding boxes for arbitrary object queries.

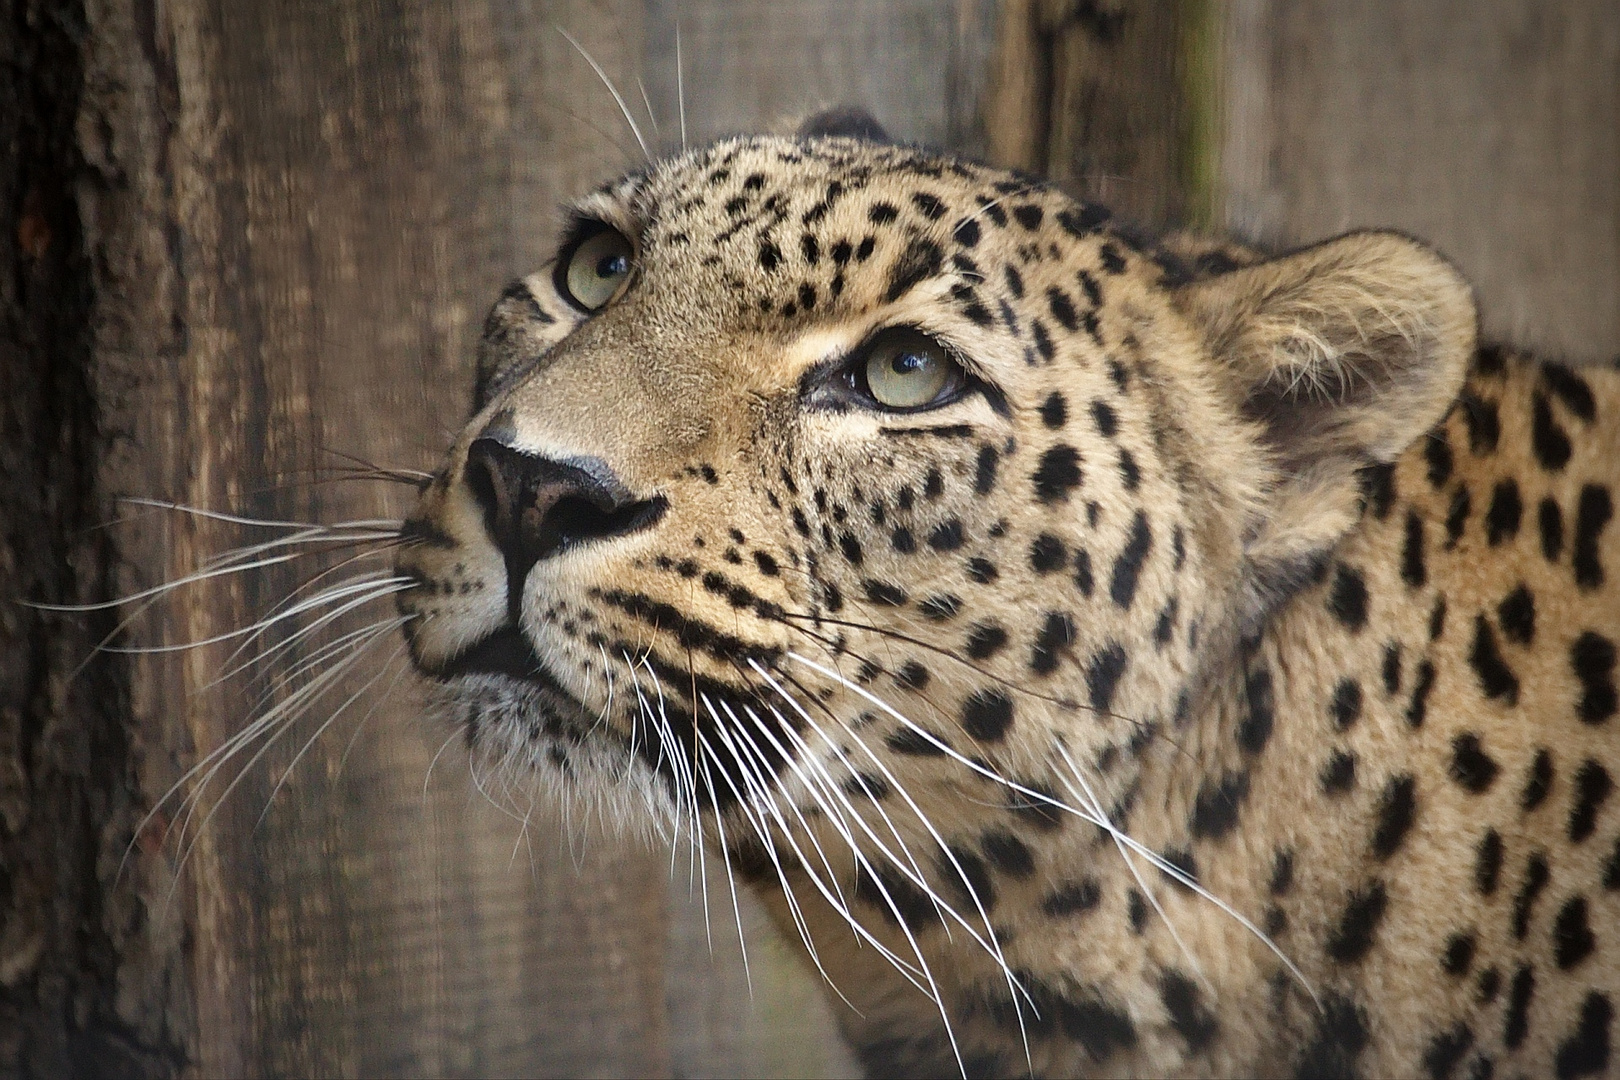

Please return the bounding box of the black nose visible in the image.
[463,437,665,616]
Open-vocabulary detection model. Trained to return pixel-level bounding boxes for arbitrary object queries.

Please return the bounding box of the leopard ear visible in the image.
[1177,230,1477,630]
[795,106,892,143]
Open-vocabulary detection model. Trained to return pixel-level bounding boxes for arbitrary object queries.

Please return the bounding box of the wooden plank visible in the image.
[1220,0,1620,360]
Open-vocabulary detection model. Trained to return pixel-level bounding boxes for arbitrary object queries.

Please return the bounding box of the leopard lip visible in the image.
[435,626,573,697]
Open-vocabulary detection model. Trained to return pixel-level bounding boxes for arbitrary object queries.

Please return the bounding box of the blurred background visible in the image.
[1,1,1614,1076]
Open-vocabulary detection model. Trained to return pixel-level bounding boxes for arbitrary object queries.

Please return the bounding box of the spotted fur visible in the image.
[397,123,1620,1078]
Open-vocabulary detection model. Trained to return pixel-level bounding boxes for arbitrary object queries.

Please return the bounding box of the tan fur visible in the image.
[398,134,1620,1078]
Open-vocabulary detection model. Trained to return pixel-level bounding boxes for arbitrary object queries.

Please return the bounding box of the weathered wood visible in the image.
[1222,0,1619,360]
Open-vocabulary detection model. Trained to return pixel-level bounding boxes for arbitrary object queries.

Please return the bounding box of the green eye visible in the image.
[563,228,634,310]
[862,328,964,410]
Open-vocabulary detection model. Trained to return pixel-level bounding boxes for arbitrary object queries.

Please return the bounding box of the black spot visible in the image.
[967,557,999,584]
[1047,287,1078,331]
[1450,733,1500,793]
[1459,390,1501,453]
[1541,496,1566,559]
[1043,880,1101,916]
[1572,632,1618,724]
[953,217,980,247]
[1570,759,1612,842]
[890,527,916,553]
[886,727,947,756]
[883,237,943,303]
[1426,432,1455,487]
[939,845,996,912]
[1469,615,1519,705]
[1476,829,1504,895]
[1171,527,1186,571]
[800,233,820,264]
[867,201,899,224]
[1003,263,1025,298]
[1554,992,1612,1079]
[830,238,853,264]
[924,467,944,499]
[1553,896,1596,969]
[1327,565,1370,631]
[1543,362,1597,421]
[1371,775,1418,859]
[1006,781,1066,832]
[1033,444,1083,502]
[1030,611,1075,675]
[1040,391,1068,428]
[1407,659,1436,727]
[974,444,1000,494]
[863,579,907,606]
[1152,597,1178,647]
[927,519,965,552]
[1485,480,1523,546]
[1090,399,1118,437]
[1327,881,1388,963]
[1031,318,1055,361]
[919,593,962,621]
[1321,751,1357,794]
[1384,643,1404,695]
[1108,511,1153,608]
[1294,993,1370,1080]
[980,829,1035,878]
[855,235,875,262]
[1446,485,1471,547]
[1116,449,1140,490]
[1029,533,1067,573]
[1331,678,1363,730]
[1160,970,1219,1052]
[839,532,865,566]
[1532,392,1573,470]
[1474,344,1507,375]
[1360,461,1397,519]
[842,771,891,801]
[1190,770,1250,839]
[1477,967,1501,1005]
[1058,203,1112,238]
[1085,641,1129,715]
[1504,966,1535,1049]
[1238,666,1275,755]
[896,660,930,691]
[1402,510,1428,587]
[1573,484,1613,589]
[1423,1022,1475,1080]
[1522,749,1554,811]
[855,862,936,931]
[1512,853,1551,938]
[1430,596,1448,640]
[1268,849,1295,896]
[965,622,1008,659]
[910,191,946,220]
[1127,889,1147,933]
[1497,585,1535,643]
[1442,933,1477,976]
[961,688,1014,742]
[757,239,782,271]
[1008,203,1041,230]
[1073,548,1094,595]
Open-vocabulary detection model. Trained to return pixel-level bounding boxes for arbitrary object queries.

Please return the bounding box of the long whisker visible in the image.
[675,21,687,153]
[788,650,1319,1006]
[557,27,651,162]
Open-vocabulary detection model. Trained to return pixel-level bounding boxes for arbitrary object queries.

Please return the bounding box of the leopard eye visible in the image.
[562,227,634,311]
[861,328,965,411]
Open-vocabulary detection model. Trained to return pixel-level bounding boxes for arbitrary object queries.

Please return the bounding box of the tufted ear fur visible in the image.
[795,106,892,143]
[1177,231,1477,633]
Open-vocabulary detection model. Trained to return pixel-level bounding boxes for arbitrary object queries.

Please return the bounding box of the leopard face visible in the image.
[396,125,1620,1077]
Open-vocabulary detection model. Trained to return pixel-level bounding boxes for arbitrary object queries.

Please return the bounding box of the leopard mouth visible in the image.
[434,626,579,703]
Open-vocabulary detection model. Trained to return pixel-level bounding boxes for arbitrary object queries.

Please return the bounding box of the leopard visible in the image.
[393,110,1620,1078]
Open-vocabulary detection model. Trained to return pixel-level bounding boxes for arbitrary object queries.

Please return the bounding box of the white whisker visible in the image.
[557,27,651,162]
